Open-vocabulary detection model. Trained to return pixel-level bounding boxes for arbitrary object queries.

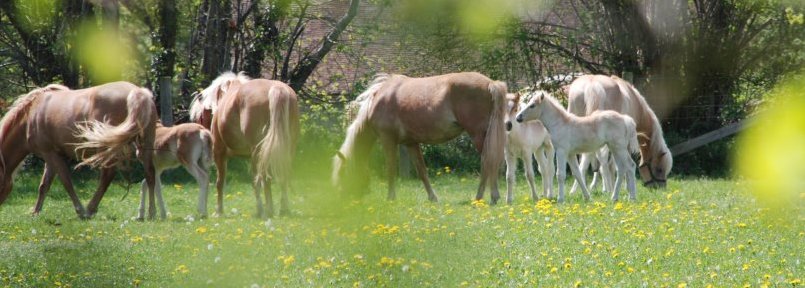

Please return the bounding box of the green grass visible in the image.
[0,168,802,287]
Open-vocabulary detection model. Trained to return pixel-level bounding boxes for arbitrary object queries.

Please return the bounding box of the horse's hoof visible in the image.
[279,210,292,217]
[428,196,439,203]
[135,217,145,222]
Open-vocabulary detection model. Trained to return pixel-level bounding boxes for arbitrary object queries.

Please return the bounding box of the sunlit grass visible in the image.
[0,170,801,287]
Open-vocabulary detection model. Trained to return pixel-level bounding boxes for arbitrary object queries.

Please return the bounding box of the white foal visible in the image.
[503,92,555,204]
[138,123,213,220]
[515,91,640,203]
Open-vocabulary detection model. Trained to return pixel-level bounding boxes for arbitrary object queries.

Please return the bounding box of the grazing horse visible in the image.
[190,72,299,218]
[516,91,639,202]
[503,92,554,203]
[567,75,672,191]
[333,72,507,204]
[137,123,212,220]
[0,82,157,218]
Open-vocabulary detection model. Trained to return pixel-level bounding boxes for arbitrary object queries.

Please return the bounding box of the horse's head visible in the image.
[637,134,672,188]
[504,92,522,131]
[332,151,370,197]
[515,91,546,123]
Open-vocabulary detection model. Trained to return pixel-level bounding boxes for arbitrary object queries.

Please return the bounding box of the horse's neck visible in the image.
[539,100,572,133]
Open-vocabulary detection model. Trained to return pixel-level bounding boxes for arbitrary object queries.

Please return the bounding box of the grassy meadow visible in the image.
[0,165,802,287]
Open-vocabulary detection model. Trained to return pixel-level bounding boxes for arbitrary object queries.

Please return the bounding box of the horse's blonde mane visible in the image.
[189,72,251,121]
[610,76,669,156]
[333,74,389,183]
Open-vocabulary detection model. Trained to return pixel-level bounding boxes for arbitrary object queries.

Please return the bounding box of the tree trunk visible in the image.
[152,0,178,123]
[201,0,232,85]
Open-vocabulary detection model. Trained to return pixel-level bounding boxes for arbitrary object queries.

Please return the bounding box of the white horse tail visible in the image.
[256,85,299,185]
[76,88,157,168]
[625,116,640,156]
[198,128,213,169]
[482,80,508,188]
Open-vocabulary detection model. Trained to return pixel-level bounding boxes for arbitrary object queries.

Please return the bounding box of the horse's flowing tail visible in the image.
[482,81,508,190]
[256,86,299,184]
[76,88,156,168]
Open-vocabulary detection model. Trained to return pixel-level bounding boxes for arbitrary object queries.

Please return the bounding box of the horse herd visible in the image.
[0,71,672,220]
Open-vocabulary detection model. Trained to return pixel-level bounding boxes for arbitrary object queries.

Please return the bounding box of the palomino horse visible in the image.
[190,72,299,218]
[333,72,507,204]
[567,75,672,190]
[0,82,157,218]
[516,91,639,202]
[503,92,554,203]
[137,123,212,220]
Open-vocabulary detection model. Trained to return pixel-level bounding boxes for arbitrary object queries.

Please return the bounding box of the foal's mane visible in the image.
[189,72,251,121]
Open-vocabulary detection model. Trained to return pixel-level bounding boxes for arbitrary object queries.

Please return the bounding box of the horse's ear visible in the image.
[335,151,346,161]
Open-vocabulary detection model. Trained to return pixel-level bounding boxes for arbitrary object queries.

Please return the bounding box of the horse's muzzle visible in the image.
[516,115,523,123]
[505,121,512,131]
[643,179,667,189]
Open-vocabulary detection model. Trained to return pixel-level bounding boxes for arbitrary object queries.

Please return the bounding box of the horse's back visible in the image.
[370,72,497,143]
[28,82,141,156]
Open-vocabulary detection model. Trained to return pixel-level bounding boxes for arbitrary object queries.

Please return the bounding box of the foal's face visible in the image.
[515,94,543,123]
[504,93,521,132]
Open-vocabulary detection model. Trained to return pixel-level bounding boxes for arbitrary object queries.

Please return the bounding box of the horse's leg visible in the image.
[533,147,552,200]
[555,152,568,203]
[265,177,275,218]
[569,153,588,195]
[598,148,615,193]
[504,149,517,205]
[380,139,398,201]
[155,171,167,220]
[138,179,147,221]
[42,154,86,218]
[567,154,591,201]
[279,179,291,216]
[186,162,210,217]
[214,153,227,216]
[250,160,265,218]
[32,164,56,215]
[523,150,539,202]
[587,154,599,191]
[406,144,438,202]
[86,167,117,219]
[612,148,637,201]
[470,133,498,204]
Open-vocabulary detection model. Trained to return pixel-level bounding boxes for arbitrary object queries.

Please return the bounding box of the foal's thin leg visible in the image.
[533,148,552,199]
[32,164,56,215]
[555,152,568,203]
[187,163,210,217]
[504,150,517,205]
[569,153,588,195]
[567,154,591,201]
[42,154,86,218]
[155,173,167,219]
[523,150,539,202]
[407,144,438,202]
[381,140,399,201]
[86,168,117,218]
[138,179,147,220]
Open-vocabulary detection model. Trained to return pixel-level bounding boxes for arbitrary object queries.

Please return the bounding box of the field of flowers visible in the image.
[0,169,802,287]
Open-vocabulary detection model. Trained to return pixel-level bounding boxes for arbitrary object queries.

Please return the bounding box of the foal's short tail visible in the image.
[256,86,300,184]
[76,88,156,168]
[198,129,213,169]
[481,81,508,189]
[625,116,640,156]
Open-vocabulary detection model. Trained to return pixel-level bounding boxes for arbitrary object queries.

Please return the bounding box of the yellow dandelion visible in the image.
[195,226,208,234]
